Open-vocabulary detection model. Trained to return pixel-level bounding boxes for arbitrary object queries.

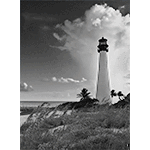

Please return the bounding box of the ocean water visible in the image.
[20,101,66,108]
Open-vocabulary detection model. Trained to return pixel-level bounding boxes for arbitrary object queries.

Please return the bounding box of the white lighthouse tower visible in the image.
[96,37,112,104]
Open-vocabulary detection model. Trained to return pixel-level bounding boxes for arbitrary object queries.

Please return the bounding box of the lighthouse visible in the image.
[96,37,112,104]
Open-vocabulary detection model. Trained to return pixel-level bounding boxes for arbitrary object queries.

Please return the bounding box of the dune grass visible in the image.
[20,105,130,150]
[20,106,37,115]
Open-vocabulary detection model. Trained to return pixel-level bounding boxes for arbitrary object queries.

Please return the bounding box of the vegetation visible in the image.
[77,88,91,101]
[110,90,117,98]
[110,90,126,101]
[20,106,129,150]
[20,88,130,150]
[20,106,37,115]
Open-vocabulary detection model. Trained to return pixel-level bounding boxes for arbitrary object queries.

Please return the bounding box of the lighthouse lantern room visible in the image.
[97,37,108,53]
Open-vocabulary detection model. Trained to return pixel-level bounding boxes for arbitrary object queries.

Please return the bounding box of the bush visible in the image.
[20,105,130,150]
[39,117,64,129]
[20,106,36,115]
[69,131,129,150]
[63,107,129,129]
[20,122,32,134]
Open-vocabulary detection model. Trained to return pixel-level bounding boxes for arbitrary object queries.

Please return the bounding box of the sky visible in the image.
[20,0,130,102]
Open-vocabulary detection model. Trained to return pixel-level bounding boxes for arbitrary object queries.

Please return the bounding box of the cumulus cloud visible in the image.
[53,33,66,41]
[20,82,33,92]
[52,77,87,83]
[52,77,57,82]
[59,77,71,83]
[52,4,130,95]
[49,45,67,51]
[120,5,125,9]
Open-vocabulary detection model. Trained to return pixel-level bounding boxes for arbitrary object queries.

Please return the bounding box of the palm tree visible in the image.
[117,91,125,101]
[77,88,91,101]
[110,89,117,98]
[125,93,130,102]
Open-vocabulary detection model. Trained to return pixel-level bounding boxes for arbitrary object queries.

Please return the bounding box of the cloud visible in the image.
[119,5,125,10]
[51,77,87,83]
[41,77,87,84]
[52,77,57,82]
[81,77,87,82]
[53,33,66,41]
[58,77,70,83]
[49,45,67,51]
[41,78,51,82]
[63,78,80,83]
[58,77,79,83]
[118,5,128,13]
[52,4,130,95]
[23,13,56,22]
[40,25,51,31]
[20,82,33,92]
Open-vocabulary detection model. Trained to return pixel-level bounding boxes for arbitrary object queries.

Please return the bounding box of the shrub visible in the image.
[20,106,36,115]
[20,122,32,134]
[39,117,64,129]
[20,105,130,150]
[64,128,129,150]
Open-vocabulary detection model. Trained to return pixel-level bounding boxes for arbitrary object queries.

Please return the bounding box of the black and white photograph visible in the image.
[20,0,130,149]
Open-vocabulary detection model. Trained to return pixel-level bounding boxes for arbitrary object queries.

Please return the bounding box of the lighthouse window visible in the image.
[101,42,106,45]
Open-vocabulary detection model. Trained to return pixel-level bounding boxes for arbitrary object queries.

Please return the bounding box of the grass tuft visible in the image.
[20,105,130,150]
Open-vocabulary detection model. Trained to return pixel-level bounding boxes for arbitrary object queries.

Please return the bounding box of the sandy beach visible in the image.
[20,115,30,126]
